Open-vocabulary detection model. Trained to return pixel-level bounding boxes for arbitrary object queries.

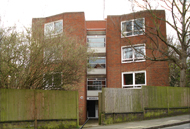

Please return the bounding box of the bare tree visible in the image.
[0,26,92,90]
[129,0,190,87]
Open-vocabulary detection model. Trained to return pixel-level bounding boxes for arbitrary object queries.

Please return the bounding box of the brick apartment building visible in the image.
[32,10,169,124]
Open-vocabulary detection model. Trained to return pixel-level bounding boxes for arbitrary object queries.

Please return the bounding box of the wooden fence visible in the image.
[99,86,190,125]
[0,89,79,129]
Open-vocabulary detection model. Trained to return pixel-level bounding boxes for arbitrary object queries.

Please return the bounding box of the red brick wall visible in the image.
[86,20,106,29]
[32,12,87,124]
[106,10,169,88]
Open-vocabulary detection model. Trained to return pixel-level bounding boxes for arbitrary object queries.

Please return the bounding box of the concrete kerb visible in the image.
[83,114,190,129]
[144,120,190,129]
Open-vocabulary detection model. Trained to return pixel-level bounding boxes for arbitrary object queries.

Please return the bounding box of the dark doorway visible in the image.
[87,100,98,118]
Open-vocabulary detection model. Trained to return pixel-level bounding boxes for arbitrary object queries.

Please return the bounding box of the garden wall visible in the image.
[0,89,79,129]
[99,86,190,125]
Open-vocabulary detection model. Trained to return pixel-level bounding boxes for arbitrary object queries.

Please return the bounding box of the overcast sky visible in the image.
[0,0,188,38]
[0,0,131,29]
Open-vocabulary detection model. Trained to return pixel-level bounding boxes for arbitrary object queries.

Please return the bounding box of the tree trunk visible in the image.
[180,67,186,87]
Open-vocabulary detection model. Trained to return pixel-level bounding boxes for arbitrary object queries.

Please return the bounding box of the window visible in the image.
[44,20,63,35]
[122,71,146,89]
[121,18,145,37]
[87,78,106,90]
[121,44,145,63]
[88,57,106,68]
[87,36,106,48]
[44,45,63,63]
[44,72,62,89]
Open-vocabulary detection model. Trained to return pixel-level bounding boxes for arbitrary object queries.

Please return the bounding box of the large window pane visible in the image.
[89,58,105,64]
[53,73,62,86]
[123,47,133,59]
[89,58,106,68]
[134,19,143,31]
[134,46,145,58]
[87,37,105,48]
[122,22,126,32]
[87,38,105,43]
[126,21,132,32]
[45,23,53,34]
[124,74,133,85]
[54,21,63,34]
[44,74,52,86]
[89,64,105,68]
[88,43,105,47]
[135,73,145,84]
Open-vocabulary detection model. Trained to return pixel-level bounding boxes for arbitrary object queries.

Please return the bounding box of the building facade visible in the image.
[32,10,169,124]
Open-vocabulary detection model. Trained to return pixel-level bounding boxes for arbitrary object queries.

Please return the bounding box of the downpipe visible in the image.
[79,118,90,129]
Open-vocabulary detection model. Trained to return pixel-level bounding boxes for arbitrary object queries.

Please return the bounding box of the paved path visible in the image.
[82,114,190,129]
[161,123,190,129]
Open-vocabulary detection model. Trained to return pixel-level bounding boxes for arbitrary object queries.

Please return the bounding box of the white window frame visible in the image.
[121,44,146,63]
[44,20,63,35]
[121,18,145,37]
[87,35,106,48]
[122,71,146,89]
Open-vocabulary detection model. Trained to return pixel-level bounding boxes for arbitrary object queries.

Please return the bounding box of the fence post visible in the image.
[34,90,37,129]
[167,87,169,115]
[142,87,145,117]
[76,91,79,127]
[98,92,102,125]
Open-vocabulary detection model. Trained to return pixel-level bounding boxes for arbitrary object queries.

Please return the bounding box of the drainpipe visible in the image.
[79,118,90,129]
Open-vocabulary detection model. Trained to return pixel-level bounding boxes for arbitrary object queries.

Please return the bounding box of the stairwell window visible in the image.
[44,20,63,35]
[121,18,145,37]
[87,78,106,90]
[122,71,146,89]
[87,36,106,48]
[121,44,145,63]
[88,57,106,69]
